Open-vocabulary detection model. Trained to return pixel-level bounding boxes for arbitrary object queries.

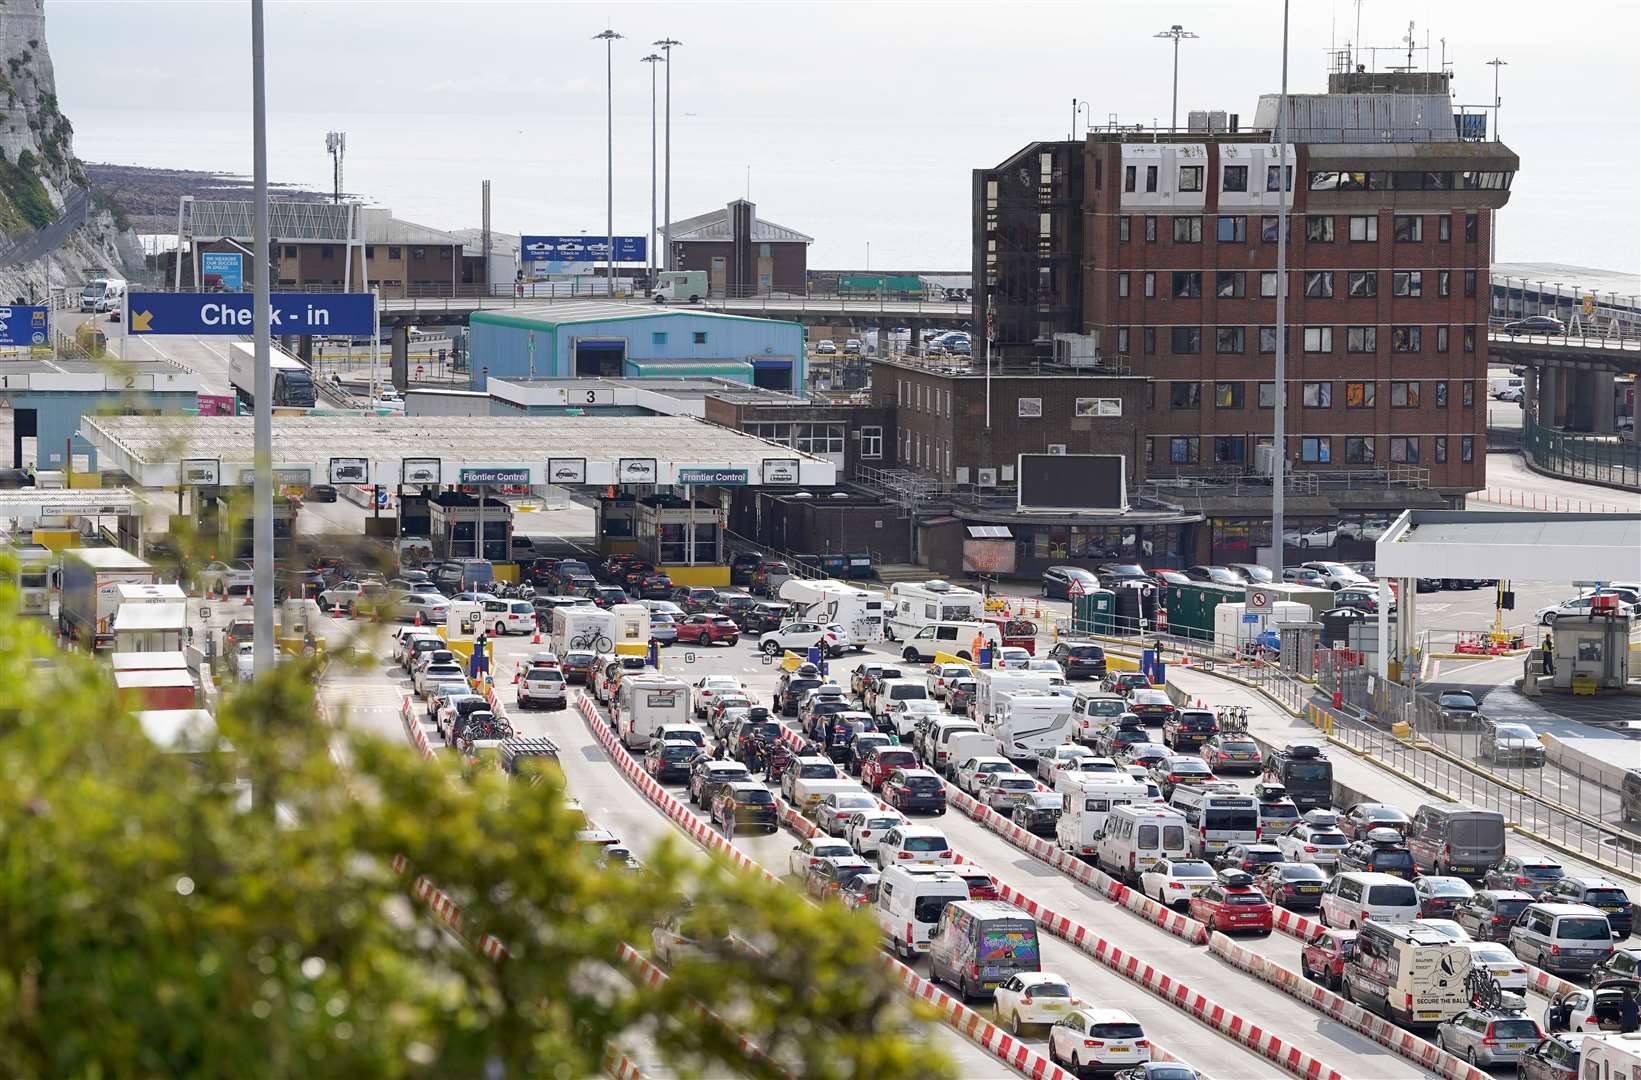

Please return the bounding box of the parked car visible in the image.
[1041,565,1101,600]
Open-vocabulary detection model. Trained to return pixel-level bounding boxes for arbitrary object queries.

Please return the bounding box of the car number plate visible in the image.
[1109,1045,1129,1053]
[1507,1042,1528,1050]
[1417,1010,1441,1020]
[1298,885,1321,893]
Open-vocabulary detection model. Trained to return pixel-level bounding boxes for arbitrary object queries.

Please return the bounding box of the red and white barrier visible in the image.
[400,695,437,760]
[882,956,1074,1080]
[1210,933,1489,1080]
[601,1045,652,1080]
[1270,906,1327,944]
[615,944,785,1077]
[1524,962,1579,1001]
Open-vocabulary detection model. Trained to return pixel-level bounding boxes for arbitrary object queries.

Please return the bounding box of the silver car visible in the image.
[1436,1008,1543,1066]
[649,613,679,644]
[1480,722,1545,767]
[397,592,449,624]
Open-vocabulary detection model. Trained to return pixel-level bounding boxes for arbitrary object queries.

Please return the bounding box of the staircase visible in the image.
[872,563,933,586]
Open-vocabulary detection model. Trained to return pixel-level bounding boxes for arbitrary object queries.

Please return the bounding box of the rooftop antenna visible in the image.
[1402,21,1415,70]
[325,131,345,204]
[1353,0,1364,68]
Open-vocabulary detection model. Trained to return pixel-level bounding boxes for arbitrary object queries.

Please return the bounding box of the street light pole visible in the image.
[655,38,681,272]
[1269,0,1291,583]
[250,0,274,675]
[594,29,622,296]
[1154,24,1199,132]
[642,53,663,293]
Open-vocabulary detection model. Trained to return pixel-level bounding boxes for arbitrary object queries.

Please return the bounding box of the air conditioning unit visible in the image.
[976,468,997,488]
[1047,444,1067,456]
[955,467,970,484]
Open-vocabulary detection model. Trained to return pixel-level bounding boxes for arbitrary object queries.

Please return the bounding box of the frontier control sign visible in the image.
[125,292,375,337]
[677,468,748,486]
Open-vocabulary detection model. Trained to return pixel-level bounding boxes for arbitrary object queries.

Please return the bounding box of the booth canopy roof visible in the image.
[1376,510,1641,581]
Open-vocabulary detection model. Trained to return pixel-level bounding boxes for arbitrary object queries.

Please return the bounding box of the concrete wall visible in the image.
[7,388,198,471]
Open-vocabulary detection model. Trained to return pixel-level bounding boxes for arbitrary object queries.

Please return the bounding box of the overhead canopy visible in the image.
[112,602,188,632]
[80,415,836,489]
[1376,510,1641,582]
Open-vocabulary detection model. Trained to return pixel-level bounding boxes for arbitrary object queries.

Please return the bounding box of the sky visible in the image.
[46,0,1641,272]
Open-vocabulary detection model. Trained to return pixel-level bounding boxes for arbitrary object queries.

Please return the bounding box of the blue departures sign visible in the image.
[0,305,49,346]
[520,235,646,263]
[125,292,376,336]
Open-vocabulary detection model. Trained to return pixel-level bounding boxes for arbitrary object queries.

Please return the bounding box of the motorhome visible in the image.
[1094,803,1191,882]
[876,865,970,960]
[613,674,690,750]
[653,269,707,304]
[1055,773,1149,858]
[992,694,1072,763]
[972,669,1056,725]
[779,578,885,649]
[885,579,985,641]
[79,277,127,312]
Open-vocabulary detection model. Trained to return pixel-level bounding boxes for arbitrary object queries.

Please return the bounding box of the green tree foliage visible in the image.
[0,590,952,1079]
[0,147,53,229]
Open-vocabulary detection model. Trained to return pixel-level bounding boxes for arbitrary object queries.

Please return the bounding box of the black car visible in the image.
[1041,565,1101,600]
[776,672,824,718]
[1539,876,1634,937]
[1011,791,1063,838]
[1453,889,1536,943]
[1162,708,1218,751]
[1255,862,1328,910]
[306,483,338,502]
[1337,829,1415,877]
[643,739,699,783]
[729,552,763,587]
[687,758,751,808]
[1502,314,1565,337]
[1095,563,1149,588]
[740,602,794,634]
[1185,565,1244,586]
[712,781,779,836]
[1434,689,1481,727]
[1095,723,1152,758]
[1047,640,1107,679]
[947,678,978,717]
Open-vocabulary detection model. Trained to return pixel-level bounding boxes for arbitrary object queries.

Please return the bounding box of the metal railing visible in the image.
[1486,315,1641,351]
[1522,416,1641,491]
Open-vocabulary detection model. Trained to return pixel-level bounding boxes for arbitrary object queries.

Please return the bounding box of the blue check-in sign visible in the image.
[126,292,375,336]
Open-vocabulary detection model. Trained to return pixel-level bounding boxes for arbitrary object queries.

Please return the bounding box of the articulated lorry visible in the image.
[60,547,156,651]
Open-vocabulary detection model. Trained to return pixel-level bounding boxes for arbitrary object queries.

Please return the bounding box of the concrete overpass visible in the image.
[376,291,972,329]
[1486,324,1641,439]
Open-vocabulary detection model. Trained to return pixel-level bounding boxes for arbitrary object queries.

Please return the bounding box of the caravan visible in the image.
[992,694,1072,763]
[886,579,985,641]
[779,579,885,649]
[614,674,690,750]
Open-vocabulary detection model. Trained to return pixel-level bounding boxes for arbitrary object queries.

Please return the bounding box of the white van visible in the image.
[614,674,690,750]
[1320,871,1421,930]
[992,693,1072,763]
[876,865,969,959]
[1167,785,1261,858]
[1094,804,1191,882]
[974,669,1056,725]
[920,718,983,775]
[1343,920,1474,1027]
[898,620,1002,663]
[886,579,984,641]
[779,578,885,649]
[1056,773,1149,858]
[871,678,931,725]
[1071,692,1133,744]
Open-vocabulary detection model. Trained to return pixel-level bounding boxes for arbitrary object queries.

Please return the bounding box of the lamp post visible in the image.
[1269,0,1290,584]
[594,29,622,295]
[1485,57,1507,139]
[655,38,681,271]
[641,52,663,293]
[250,0,274,674]
[1154,24,1199,132]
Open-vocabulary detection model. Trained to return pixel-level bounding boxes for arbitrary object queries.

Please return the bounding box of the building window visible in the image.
[1392,271,1423,297]
[1214,326,1246,354]
[1348,270,1378,297]
[1389,437,1419,463]
[747,422,793,444]
[1169,382,1200,409]
[1390,381,1421,407]
[1144,216,1157,242]
[1439,215,1452,241]
[1266,164,1292,191]
[1302,381,1332,407]
[1346,326,1377,353]
[794,423,845,455]
[1435,381,1449,407]
[859,425,882,459]
[1124,165,1137,192]
[1261,215,1279,242]
[1348,215,1378,241]
[1304,271,1334,298]
[1434,436,1448,463]
[1346,380,1375,407]
[284,245,297,257]
[1463,326,1477,353]
[652,331,668,345]
[1391,326,1422,352]
[320,245,335,258]
[1259,326,1278,354]
[1306,216,1334,242]
[388,246,401,259]
[1461,435,1474,462]
[1170,327,1201,354]
[1117,272,1130,298]
[1393,214,1423,242]
[1143,272,1156,297]
[1222,165,1249,192]
[1017,397,1043,418]
[1214,436,1246,464]
[1464,269,1477,297]
[1117,327,1130,353]
[1436,325,1450,352]
[1172,217,1202,243]
[1345,437,1375,463]
[1215,381,1244,408]
[1260,271,1281,298]
[1465,213,1479,242]
[1172,271,1202,298]
[1302,327,1333,353]
[1438,270,1451,297]
[1216,215,1246,242]
[413,247,426,259]
[1143,327,1156,354]
[1169,437,1200,464]
[1301,437,1331,463]
[1463,380,1475,407]
[1146,165,1159,193]
[1258,381,1277,408]
[693,331,708,345]
[1216,271,1245,298]
[1119,216,1131,242]
[365,245,375,257]
[1178,165,1204,192]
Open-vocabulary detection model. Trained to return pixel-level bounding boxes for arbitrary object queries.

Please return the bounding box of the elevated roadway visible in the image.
[377,292,972,328]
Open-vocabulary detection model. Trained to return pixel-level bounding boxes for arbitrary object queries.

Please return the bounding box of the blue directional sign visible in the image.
[520,234,645,263]
[125,292,376,337]
[201,251,244,291]
[0,305,49,346]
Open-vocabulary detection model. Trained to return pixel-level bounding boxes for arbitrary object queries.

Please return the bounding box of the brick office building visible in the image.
[668,199,812,296]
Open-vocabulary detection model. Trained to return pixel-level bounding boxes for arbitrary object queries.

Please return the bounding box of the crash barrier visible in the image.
[575,693,1077,1080]
[614,943,784,1077]
[1209,932,1490,1080]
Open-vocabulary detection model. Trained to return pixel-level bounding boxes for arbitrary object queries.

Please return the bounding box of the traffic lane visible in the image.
[1416,721,1627,829]
[664,645,1310,1078]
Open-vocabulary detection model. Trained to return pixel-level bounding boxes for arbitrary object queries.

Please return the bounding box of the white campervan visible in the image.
[1094,803,1191,883]
[992,693,1072,763]
[1056,773,1149,858]
[778,578,885,649]
[1167,784,1261,858]
[876,864,970,960]
[973,669,1057,725]
[885,579,984,641]
[897,620,1004,663]
[614,674,691,750]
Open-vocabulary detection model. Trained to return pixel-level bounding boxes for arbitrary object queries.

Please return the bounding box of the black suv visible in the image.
[1047,640,1107,679]
[729,552,763,587]
[1163,708,1218,751]
[1539,877,1634,937]
[740,602,794,633]
[775,667,825,718]
[1041,565,1100,600]
[1262,743,1333,811]
[1337,829,1415,877]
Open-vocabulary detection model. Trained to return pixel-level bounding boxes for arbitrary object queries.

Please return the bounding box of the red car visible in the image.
[676,613,741,646]
[1187,869,1274,936]
[951,864,1000,901]
[860,746,919,792]
[1300,929,1358,991]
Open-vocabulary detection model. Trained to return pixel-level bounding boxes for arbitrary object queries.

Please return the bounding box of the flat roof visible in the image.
[1377,510,1641,581]
[470,300,800,330]
[0,488,141,517]
[136,709,230,754]
[1492,262,1640,301]
[0,356,200,393]
[80,414,835,489]
[113,602,189,631]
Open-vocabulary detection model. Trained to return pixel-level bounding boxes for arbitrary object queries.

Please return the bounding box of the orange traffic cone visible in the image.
[1180,651,1191,667]
[415,610,424,627]
[532,629,542,644]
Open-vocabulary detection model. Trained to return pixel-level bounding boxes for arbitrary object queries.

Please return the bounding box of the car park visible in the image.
[1047,1008,1150,1076]
[1301,928,1358,990]
[1139,857,1216,909]
[1300,561,1369,590]
[1189,869,1274,935]
[1256,862,1329,911]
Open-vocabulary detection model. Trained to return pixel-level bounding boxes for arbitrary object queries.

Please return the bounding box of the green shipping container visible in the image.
[1070,588,1117,636]
[838,274,923,298]
[1162,581,1243,641]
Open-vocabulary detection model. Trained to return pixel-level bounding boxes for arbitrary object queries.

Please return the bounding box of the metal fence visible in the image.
[1523,417,1641,491]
